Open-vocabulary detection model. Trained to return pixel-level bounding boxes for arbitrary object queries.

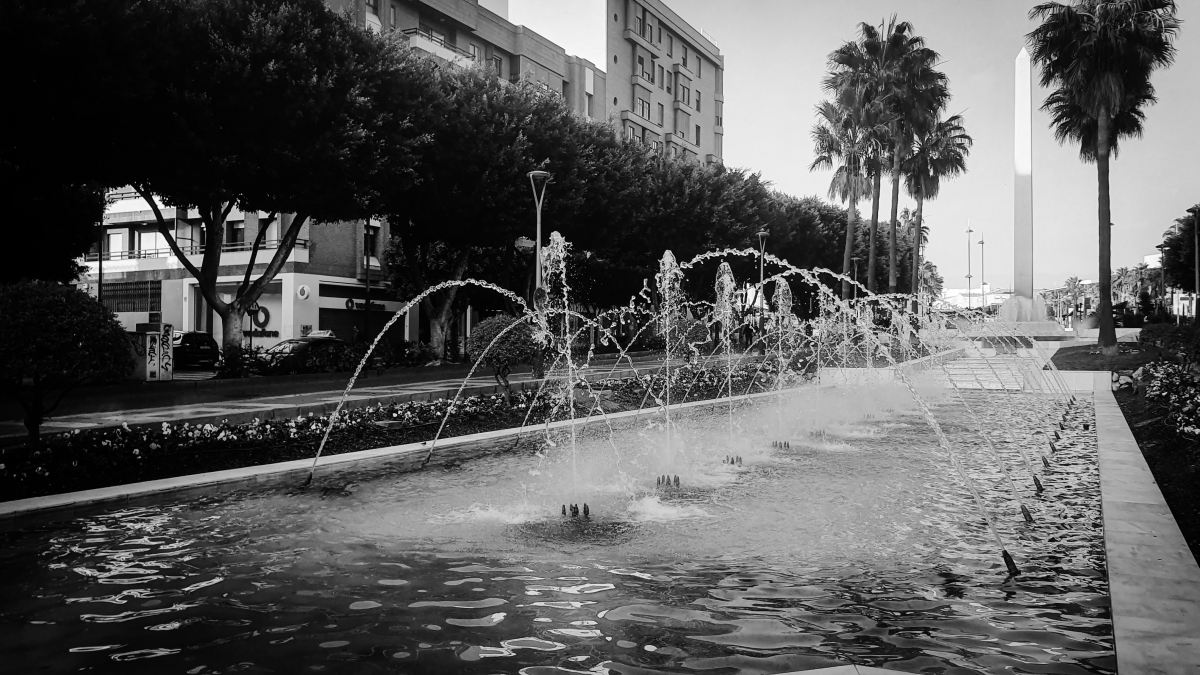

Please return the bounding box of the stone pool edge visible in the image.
[0,386,802,531]
[1092,371,1200,675]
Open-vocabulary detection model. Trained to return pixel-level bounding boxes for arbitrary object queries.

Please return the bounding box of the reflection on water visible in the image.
[0,385,1112,674]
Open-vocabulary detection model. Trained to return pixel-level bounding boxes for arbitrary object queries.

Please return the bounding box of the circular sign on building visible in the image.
[345,298,356,310]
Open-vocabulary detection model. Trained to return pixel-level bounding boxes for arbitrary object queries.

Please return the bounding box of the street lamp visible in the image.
[965,223,974,310]
[527,170,551,291]
[1156,243,1168,315]
[757,229,768,353]
[978,235,986,312]
[1188,205,1200,322]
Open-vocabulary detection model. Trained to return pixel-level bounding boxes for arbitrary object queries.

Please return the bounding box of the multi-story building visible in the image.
[81,0,723,353]
[606,0,724,164]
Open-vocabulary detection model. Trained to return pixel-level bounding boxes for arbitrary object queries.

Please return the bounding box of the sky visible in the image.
[508,0,1200,292]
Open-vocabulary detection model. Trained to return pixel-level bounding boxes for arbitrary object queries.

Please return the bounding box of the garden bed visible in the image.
[0,362,795,503]
[1114,368,1200,564]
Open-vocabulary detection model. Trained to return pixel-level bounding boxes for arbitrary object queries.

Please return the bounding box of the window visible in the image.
[657,102,664,125]
[637,97,650,119]
[634,15,643,37]
[658,65,664,89]
[678,85,690,107]
[653,139,662,152]
[697,58,702,79]
[490,55,502,74]
[586,93,593,118]
[226,222,245,246]
[667,35,673,56]
[469,44,479,61]
[696,91,701,112]
[106,231,122,256]
[715,101,723,127]
[715,134,723,158]
[695,124,701,144]
[364,223,379,257]
[389,5,396,27]
[657,25,662,42]
[365,0,377,15]
[626,126,637,141]
[638,56,647,79]
[682,44,689,68]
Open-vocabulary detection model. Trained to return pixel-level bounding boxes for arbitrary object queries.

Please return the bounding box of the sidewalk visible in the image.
[0,353,697,443]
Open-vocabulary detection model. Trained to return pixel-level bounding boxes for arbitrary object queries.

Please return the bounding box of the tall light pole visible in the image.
[1189,205,1200,323]
[966,222,974,310]
[528,170,551,291]
[978,235,986,312]
[758,229,768,353]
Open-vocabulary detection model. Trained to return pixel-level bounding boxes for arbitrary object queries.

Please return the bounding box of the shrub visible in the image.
[1142,361,1200,436]
[0,282,134,444]
[1140,323,1174,347]
[216,344,268,378]
[466,315,537,399]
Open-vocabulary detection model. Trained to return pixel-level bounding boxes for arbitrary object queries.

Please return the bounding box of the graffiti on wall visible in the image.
[146,331,159,380]
[160,324,173,378]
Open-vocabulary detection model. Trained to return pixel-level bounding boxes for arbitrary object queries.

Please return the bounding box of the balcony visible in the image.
[83,239,310,275]
[401,28,474,64]
[623,28,661,57]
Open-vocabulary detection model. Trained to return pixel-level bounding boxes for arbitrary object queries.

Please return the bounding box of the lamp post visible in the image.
[1156,243,1168,315]
[527,170,551,291]
[364,220,372,344]
[966,223,974,310]
[1189,205,1200,323]
[978,235,986,312]
[757,229,768,354]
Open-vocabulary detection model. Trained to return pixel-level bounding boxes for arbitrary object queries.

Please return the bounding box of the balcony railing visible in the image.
[85,239,309,262]
[400,28,474,60]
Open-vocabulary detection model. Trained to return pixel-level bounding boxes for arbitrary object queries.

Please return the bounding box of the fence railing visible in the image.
[85,239,309,262]
[400,28,474,60]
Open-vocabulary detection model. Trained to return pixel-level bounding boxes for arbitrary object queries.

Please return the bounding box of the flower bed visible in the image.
[597,360,808,408]
[1141,361,1200,437]
[0,391,561,502]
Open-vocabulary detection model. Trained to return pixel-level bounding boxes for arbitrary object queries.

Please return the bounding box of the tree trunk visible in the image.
[867,170,881,294]
[218,302,246,354]
[425,293,458,360]
[888,146,902,293]
[911,195,924,313]
[20,396,43,447]
[841,161,858,301]
[1096,105,1118,355]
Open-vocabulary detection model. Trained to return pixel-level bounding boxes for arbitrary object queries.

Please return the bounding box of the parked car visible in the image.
[264,334,345,373]
[172,331,220,369]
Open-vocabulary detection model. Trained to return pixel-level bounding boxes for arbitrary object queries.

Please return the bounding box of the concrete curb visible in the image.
[1093,372,1200,674]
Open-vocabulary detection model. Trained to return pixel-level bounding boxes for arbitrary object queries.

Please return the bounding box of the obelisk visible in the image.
[1014,47,1034,300]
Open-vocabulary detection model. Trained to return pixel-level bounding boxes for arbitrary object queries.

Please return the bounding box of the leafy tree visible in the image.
[1027,0,1180,354]
[919,261,944,299]
[381,64,633,357]
[903,114,972,307]
[465,315,537,401]
[0,163,107,284]
[1065,275,1083,325]
[126,0,431,356]
[0,283,134,445]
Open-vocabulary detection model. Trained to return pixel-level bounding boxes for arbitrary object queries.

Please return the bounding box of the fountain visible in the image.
[0,233,1113,674]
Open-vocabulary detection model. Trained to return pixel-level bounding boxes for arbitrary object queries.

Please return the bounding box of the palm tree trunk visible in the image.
[1096,105,1117,355]
[841,161,858,301]
[911,195,924,313]
[888,146,901,293]
[867,170,881,294]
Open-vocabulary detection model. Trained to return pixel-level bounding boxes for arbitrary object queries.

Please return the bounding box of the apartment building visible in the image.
[607,0,724,163]
[81,0,723,353]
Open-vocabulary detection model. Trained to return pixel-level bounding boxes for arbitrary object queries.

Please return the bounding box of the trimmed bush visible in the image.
[466,315,537,399]
[0,282,133,444]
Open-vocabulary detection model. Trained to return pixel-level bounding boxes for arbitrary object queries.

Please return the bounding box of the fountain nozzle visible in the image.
[562,504,567,516]
[1049,441,1058,453]
[1020,504,1034,523]
[1042,455,1051,469]
[1083,423,1090,431]
[1002,550,1020,576]
[583,503,590,519]
[673,475,680,488]
[1033,475,1045,493]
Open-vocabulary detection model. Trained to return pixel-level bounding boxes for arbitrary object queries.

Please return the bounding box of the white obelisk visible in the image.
[1014,47,1034,299]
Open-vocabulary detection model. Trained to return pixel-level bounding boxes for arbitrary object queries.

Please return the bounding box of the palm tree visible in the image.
[919,260,944,299]
[1027,0,1180,354]
[1064,275,1082,327]
[902,114,972,309]
[1113,266,1134,304]
[825,17,948,294]
[810,92,888,299]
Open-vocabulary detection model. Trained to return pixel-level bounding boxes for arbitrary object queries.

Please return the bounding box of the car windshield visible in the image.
[267,341,301,354]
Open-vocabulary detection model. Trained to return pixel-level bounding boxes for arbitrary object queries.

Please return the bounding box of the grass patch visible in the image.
[1051,343,1163,371]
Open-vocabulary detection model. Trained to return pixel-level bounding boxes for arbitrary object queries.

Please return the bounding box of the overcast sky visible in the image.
[509,0,1200,292]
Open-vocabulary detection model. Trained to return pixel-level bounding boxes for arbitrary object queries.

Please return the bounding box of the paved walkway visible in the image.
[5,355,755,441]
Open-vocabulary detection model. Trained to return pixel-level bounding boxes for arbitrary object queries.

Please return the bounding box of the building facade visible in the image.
[81,0,723,353]
[606,0,724,163]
